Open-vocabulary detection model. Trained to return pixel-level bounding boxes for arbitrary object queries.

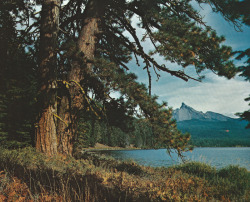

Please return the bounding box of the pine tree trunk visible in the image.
[57,0,105,155]
[35,0,60,156]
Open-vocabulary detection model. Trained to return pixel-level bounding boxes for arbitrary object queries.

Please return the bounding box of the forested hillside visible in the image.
[177,119,250,147]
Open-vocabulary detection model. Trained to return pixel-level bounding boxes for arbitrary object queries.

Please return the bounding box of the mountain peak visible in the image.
[181,102,187,108]
[173,103,233,122]
[180,103,195,110]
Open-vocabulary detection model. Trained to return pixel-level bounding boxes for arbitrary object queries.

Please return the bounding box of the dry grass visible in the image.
[0,147,249,201]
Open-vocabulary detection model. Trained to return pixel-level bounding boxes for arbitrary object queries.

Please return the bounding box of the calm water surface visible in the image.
[100,147,250,170]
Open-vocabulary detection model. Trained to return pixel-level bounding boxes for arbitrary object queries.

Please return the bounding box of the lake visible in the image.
[99,147,250,170]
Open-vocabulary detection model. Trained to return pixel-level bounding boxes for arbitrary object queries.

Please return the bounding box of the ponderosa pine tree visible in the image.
[57,0,107,155]
[229,0,250,128]
[35,0,60,155]
[236,48,250,128]
[32,0,247,156]
[215,0,250,128]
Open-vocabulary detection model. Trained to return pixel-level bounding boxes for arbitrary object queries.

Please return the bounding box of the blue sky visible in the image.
[126,3,250,117]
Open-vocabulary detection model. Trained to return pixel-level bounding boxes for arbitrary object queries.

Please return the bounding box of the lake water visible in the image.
[100,147,250,170]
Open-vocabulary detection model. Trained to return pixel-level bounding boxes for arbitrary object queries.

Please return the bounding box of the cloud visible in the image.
[154,72,250,117]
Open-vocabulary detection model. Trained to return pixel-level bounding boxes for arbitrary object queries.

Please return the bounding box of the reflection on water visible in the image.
[100,147,250,170]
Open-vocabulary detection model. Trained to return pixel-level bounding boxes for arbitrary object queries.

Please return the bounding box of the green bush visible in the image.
[217,166,250,196]
[173,161,250,200]
[174,161,217,178]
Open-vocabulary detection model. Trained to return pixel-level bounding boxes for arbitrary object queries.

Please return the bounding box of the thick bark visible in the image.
[57,0,105,155]
[35,0,60,156]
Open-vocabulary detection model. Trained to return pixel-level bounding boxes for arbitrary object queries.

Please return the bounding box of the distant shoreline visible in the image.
[82,143,250,152]
[82,143,141,152]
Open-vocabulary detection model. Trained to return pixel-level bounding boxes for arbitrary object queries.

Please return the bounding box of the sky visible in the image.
[37,1,250,117]
[126,3,250,118]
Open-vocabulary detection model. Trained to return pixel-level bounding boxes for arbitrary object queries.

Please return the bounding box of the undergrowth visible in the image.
[0,147,249,201]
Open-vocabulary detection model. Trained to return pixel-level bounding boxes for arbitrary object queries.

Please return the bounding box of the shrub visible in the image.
[173,161,250,200]
[174,161,217,178]
[217,165,250,196]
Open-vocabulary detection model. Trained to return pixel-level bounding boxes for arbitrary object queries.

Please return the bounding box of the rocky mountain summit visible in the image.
[173,103,234,122]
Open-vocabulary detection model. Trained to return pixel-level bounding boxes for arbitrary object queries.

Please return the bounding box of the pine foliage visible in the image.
[0,0,37,148]
[229,0,250,128]
[1,0,248,153]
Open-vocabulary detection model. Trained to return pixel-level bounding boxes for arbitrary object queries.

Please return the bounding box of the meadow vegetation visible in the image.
[0,147,249,201]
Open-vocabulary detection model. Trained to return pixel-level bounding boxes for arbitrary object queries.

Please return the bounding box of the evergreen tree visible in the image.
[224,0,250,128]
[236,48,250,128]
[0,0,37,148]
[35,0,60,156]
[2,0,247,156]
[54,0,239,156]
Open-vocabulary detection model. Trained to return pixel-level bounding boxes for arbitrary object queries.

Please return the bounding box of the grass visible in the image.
[0,147,249,201]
